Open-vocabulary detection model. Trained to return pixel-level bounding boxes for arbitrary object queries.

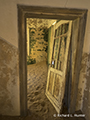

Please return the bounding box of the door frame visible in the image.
[17,5,87,116]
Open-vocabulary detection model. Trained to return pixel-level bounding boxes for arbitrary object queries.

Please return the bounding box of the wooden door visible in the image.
[46,20,72,113]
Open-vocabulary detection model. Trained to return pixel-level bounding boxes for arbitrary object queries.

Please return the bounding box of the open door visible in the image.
[46,20,72,113]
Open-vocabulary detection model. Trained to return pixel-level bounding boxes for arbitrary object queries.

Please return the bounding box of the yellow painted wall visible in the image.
[26,18,56,64]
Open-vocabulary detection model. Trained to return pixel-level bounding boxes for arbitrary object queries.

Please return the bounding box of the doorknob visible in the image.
[52,60,54,65]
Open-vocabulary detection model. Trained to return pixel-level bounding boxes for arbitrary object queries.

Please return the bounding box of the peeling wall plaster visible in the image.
[75,11,90,120]
[27,18,56,64]
[79,53,90,120]
[0,0,90,118]
[0,38,20,115]
[76,52,90,120]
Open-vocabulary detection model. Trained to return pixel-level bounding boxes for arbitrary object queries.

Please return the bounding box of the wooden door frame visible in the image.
[17,5,87,116]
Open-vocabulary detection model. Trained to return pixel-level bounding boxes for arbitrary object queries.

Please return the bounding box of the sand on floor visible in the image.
[27,61,64,120]
[0,61,85,120]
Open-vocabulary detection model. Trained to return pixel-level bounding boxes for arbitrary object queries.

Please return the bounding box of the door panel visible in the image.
[48,71,54,94]
[53,74,61,99]
[46,20,72,113]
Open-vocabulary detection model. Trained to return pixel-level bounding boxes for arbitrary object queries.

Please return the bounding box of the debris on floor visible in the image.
[27,61,62,120]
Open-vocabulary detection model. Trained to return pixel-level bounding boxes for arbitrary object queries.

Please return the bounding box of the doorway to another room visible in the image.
[26,18,60,120]
[18,5,87,119]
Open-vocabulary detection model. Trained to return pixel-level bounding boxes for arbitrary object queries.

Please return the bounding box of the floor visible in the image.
[27,60,63,120]
[26,61,86,120]
[0,61,86,120]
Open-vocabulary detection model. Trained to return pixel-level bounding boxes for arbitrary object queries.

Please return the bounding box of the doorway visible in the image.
[26,18,73,119]
[18,5,87,116]
[26,18,60,120]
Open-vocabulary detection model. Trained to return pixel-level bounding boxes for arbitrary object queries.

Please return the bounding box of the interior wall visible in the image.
[76,11,90,120]
[0,0,90,119]
[27,18,56,64]
[0,38,20,115]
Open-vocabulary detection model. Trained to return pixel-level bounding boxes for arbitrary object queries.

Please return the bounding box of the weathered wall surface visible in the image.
[76,11,90,120]
[0,0,90,118]
[27,18,56,64]
[0,38,20,115]
[27,18,48,64]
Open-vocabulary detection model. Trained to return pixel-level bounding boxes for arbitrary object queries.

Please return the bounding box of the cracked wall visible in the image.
[0,38,20,115]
